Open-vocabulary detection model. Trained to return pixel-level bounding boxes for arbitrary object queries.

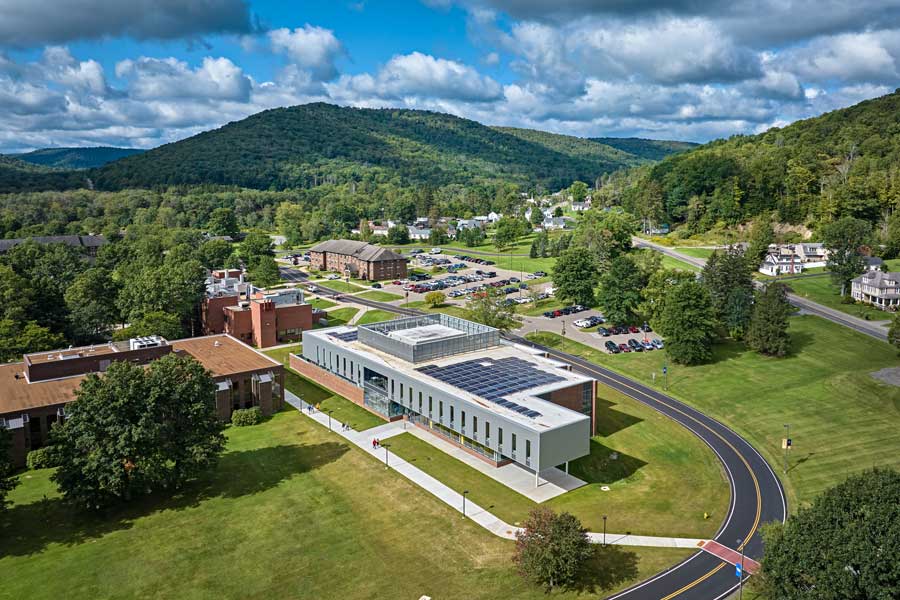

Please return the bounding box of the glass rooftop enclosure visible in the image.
[357,313,500,363]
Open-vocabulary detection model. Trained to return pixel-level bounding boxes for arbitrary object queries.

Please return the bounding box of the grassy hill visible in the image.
[14,146,143,169]
[617,89,900,232]
[90,103,687,192]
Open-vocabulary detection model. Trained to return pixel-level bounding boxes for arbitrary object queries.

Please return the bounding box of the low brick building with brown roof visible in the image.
[0,334,283,468]
[309,240,407,281]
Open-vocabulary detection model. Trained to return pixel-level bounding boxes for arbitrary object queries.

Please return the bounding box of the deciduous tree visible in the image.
[206,207,239,238]
[572,208,636,269]
[0,427,17,510]
[552,249,599,307]
[514,507,593,590]
[424,291,446,307]
[466,287,521,331]
[821,217,871,296]
[65,268,120,343]
[596,255,645,325]
[657,280,717,365]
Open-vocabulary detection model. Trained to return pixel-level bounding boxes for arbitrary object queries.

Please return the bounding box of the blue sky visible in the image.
[1,0,899,151]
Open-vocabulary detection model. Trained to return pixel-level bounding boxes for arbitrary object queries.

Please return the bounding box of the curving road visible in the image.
[319,287,788,599]
[632,237,890,342]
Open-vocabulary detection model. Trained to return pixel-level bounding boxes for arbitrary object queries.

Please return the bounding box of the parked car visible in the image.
[371,282,382,289]
[605,341,620,353]
[628,326,640,334]
[326,274,340,280]
[543,311,557,318]
[430,248,442,254]
[533,271,546,277]
[652,339,664,349]
[618,343,631,353]
[598,327,610,336]
[627,338,643,352]
[574,318,592,328]
[641,340,654,351]
[641,322,653,332]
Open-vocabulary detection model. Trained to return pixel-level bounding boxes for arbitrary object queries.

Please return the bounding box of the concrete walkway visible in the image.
[284,389,703,549]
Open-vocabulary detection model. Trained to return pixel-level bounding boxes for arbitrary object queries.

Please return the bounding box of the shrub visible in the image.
[26,446,58,470]
[231,407,264,427]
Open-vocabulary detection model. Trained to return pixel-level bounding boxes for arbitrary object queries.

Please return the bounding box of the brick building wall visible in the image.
[289,354,364,405]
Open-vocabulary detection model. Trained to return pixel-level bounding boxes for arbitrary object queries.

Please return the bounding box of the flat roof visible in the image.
[25,344,119,364]
[387,323,466,345]
[307,325,591,431]
[0,363,85,414]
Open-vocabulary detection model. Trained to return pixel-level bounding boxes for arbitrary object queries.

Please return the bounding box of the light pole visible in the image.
[384,443,390,469]
[462,490,469,518]
[737,537,745,600]
[663,364,668,391]
[602,515,608,547]
[326,409,333,431]
[783,423,791,474]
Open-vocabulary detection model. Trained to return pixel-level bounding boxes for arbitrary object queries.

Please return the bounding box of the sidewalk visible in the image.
[284,390,703,549]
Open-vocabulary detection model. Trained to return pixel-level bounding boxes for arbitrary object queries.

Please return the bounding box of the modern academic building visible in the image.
[293,314,595,481]
[0,334,284,467]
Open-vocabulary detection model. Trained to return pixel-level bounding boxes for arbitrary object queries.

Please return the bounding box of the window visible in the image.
[449,405,454,424]
[342,357,346,374]
[419,392,423,412]
[439,401,443,419]
[400,383,404,398]
[526,440,531,459]
[485,421,490,441]
[428,396,433,416]
[512,433,517,452]
[473,416,478,434]
[461,410,466,428]
[408,387,413,405]
[391,379,395,396]
[498,427,503,446]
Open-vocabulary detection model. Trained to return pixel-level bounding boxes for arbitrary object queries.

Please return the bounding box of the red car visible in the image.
[628,326,640,334]
[618,343,631,353]
[392,280,402,285]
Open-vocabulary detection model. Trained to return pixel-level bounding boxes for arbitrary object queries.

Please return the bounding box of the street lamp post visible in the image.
[737,537,745,600]
[602,515,608,547]
[462,490,469,518]
[384,444,389,468]
[783,423,791,474]
[326,409,333,431]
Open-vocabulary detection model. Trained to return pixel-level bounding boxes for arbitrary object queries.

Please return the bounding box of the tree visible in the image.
[529,206,544,229]
[821,217,871,296]
[275,202,305,246]
[746,217,775,264]
[424,291,446,307]
[572,208,637,269]
[0,319,66,362]
[657,280,717,365]
[493,217,527,251]
[248,256,281,288]
[569,181,589,204]
[239,231,274,264]
[757,469,900,600]
[552,249,599,307]
[466,287,521,331]
[113,311,185,341]
[888,313,900,353]
[596,255,645,325]
[746,283,792,356]
[197,238,234,269]
[640,268,696,325]
[386,224,410,245]
[429,226,449,245]
[51,353,225,510]
[0,427,17,510]
[702,246,754,334]
[206,207,239,237]
[514,507,593,590]
[65,268,120,343]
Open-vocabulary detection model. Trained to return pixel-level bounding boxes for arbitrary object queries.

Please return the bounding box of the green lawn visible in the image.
[786,275,893,321]
[317,307,359,327]
[262,344,301,367]
[518,297,566,316]
[389,382,728,538]
[0,411,692,599]
[660,255,701,272]
[356,309,398,325]
[319,280,367,293]
[527,315,900,510]
[309,297,337,310]
[674,247,715,259]
[404,300,472,319]
[283,370,385,431]
[354,290,403,302]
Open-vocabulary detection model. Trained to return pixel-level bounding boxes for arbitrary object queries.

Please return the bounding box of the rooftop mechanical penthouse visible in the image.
[293,314,595,481]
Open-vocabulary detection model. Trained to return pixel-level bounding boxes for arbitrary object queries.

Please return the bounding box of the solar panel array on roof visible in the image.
[416,357,564,418]
[328,330,358,343]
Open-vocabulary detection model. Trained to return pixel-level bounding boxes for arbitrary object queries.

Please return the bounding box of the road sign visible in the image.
[786,438,792,448]
[662,366,668,375]
[735,563,743,578]
[782,438,794,450]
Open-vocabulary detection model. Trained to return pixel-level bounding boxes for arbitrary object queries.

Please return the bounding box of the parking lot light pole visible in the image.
[783,423,790,474]
[326,409,333,431]
[463,490,469,518]
[737,537,745,600]
[602,515,607,546]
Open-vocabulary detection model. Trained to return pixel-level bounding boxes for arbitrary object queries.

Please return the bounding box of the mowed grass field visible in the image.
[354,290,403,302]
[0,410,693,600]
[283,370,385,431]
[389,382,729,538]
[786,275,894,321]
[262,344,301,367]
[528,315,900,509]
[356,309,398,325]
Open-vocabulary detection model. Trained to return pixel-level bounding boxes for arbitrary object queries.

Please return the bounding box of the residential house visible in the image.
[851,270,900,310]
[759,253,804,276]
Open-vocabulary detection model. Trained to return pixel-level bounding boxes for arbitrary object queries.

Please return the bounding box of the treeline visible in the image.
[597,89,900,238]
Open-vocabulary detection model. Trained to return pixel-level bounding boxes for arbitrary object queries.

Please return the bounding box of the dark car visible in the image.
[598,327,610,336]
[618,343,631,353]
[543,311,557,318]
[371,282,382,289]
[628,338,643,352]
[641,322,653,332]
[605,341,620,353]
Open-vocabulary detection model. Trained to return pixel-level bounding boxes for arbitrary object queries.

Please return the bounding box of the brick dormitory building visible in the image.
[202,270,322,348]
[309,240,408,280]
[0,334,284,467]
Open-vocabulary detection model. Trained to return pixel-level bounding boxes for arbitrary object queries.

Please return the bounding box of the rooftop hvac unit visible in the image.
[130,335,164,350]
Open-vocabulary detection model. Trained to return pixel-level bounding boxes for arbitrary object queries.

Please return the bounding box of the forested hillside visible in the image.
[14,146,143,169]
[90,103,675,191]
[590,137,698,162]
[0,155,84,194]
[607,89,900,234]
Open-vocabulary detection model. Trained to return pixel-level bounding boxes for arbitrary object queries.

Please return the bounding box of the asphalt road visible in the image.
[277,265,309,283]
[633,237,890,342]
[321,288,788,600]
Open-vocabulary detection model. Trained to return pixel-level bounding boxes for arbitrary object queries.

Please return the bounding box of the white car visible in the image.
[326,274,341,280]
[430,248,442,254]
[573,319,592,328]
